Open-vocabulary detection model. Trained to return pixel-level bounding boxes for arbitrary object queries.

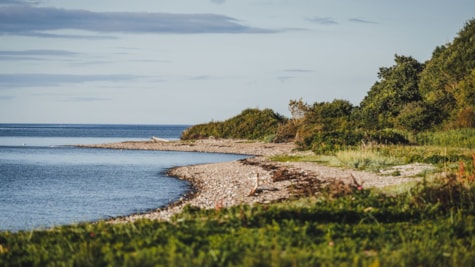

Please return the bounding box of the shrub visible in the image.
[415,128,475,148]
[181,108,287,141]
[297,129,409,154]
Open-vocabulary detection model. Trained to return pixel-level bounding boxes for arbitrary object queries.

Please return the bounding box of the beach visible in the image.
[79,139,425,223]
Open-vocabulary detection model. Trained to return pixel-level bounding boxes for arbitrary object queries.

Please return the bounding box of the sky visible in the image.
[0,0,474,125]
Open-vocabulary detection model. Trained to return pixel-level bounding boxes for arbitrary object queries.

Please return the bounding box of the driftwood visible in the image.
[151,136,169,142]
[248,173,278,196]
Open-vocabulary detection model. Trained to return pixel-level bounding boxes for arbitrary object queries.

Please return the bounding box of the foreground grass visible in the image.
[1,177,475,266]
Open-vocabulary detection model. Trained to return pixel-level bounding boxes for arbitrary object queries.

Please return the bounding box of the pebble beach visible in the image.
[78,139,426,223]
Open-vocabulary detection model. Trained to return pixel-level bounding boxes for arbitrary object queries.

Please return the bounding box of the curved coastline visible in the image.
[78,139,295,223]
[78,139,422,224]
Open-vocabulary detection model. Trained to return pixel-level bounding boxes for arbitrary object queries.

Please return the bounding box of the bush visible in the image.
[297,129,409,154]
[181,108,287,141]
[415,128,475,148]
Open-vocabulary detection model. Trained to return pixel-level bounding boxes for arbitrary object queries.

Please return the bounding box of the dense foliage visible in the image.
[287,19,475,151]
[419,19,475,128]
[181,108,287,141]
[357,55,425,131]
[181,19,475,153]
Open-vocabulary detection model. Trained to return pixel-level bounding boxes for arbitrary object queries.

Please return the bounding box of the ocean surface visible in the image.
[0,124,247,232]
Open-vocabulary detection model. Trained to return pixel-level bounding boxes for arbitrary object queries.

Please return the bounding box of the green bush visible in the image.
[297,129,409,154]
[181,108,287,141]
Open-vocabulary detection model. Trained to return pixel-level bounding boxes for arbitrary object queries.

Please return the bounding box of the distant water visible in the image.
[0,124,247,232]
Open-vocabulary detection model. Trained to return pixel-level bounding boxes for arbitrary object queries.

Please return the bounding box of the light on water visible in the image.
[0,124,247,231]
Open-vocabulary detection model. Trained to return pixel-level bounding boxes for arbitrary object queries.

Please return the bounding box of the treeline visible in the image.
[182,19,475,151]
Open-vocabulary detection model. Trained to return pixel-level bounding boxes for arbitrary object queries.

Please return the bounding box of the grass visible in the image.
[334,149,404,171]
[415,128,475,148]
[273,144,474,176]
[1,177,475,266]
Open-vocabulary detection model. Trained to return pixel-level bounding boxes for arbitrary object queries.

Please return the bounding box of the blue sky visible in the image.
[0,0,473,124]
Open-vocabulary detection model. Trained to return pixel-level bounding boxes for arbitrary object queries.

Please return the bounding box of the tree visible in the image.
[454,69,475,110]
[419,19,475,127]
[305,99,354,131]
[394,101,434,132]
[292,99,356,151]
[358,55,424,129]
[288,98,309,120]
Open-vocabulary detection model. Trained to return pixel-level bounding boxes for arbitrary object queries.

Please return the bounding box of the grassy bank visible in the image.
[273,144,474,174]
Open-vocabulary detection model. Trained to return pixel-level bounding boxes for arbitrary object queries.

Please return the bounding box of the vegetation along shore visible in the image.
[1,19,475,266]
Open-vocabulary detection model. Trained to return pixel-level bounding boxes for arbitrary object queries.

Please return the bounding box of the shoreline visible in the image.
[86,139,296,223]
[78,139,427,224]
[77,138,295,156]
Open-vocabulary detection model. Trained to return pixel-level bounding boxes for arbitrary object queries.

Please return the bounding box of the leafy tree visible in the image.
[450,69,475,128]
[358,55,424,130]
[419,18,475,127]
[291,99,357,151]
[453,107,475,128]
[394,101,435,132]
[305,99,354,131]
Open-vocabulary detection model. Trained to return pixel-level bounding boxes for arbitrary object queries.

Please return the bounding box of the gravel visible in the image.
[77,139,426,223]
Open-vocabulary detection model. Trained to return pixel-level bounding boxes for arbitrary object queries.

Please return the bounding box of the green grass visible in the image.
[334,149,404,171]
[273,145,474,175]
[415,128,475,148]
[2,175,475,266]
[272,148,412,173]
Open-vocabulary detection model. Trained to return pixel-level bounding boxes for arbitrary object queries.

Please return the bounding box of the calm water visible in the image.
[0,124,247,231]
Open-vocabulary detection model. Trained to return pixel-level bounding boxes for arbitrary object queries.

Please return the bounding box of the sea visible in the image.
[0,124,247,232]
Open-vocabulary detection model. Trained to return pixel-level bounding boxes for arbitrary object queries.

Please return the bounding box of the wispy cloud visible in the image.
[9,31,117,39]
[307,16,377,26]
[349,17,377,24]
[0,0,39,5]
[0,73,140,88]
[306,16,338,25]
[284,69,313,73]
[0,49,79,56]
[211,0,226,4]
[65,96,111,102]
[0,5,275,38]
